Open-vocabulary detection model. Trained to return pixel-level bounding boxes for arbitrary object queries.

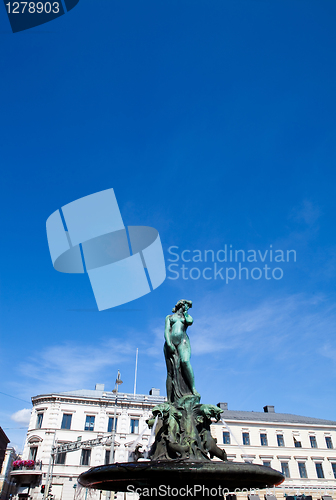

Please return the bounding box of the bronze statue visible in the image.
[164,299,199,402]
[147,300,227,462]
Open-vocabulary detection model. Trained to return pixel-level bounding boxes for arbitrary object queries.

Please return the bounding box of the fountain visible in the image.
[78,300,284,498]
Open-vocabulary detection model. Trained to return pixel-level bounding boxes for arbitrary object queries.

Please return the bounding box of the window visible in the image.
[242,433,250,445]
[260,433,268,446]
[281,462,290,478]
[263,461,271,467]
[130,419,139,434]
[29,447,37,461]
[61,414,72,430]
[325,436,333,449]
[223,432,230,445]
[294,437,302,448]
[105,450,110,465]
[277,434,284,447]
[315,462,324,478]
[108,417,117,433]
[332,463,336,479]
[36,413,43,429]
[56,452,66,465]
[81,449,91,466]
[310,435,317,448]
[298,462,307,478]
[84,416,95,431]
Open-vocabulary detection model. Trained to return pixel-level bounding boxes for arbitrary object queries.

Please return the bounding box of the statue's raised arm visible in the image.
[183,300,193,326]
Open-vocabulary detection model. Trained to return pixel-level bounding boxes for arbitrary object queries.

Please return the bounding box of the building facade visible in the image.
[0,447,18,500]
[12,385,165,500]
[212,403,336,496]
[0,429,10,473]
[13,389,336,500]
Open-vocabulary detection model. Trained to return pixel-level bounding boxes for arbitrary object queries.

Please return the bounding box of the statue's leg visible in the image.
[177,341,197,394]
[164,344,173,401]
[166,374,172,402]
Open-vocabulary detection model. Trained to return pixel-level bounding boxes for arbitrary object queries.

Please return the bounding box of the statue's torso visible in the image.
[169,313,186,346]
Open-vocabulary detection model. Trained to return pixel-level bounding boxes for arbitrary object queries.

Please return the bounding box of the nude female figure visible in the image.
[164,299,199,402]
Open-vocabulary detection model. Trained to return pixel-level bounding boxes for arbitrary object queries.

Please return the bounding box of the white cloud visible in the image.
[13,292,336,403]
[319,344,336,363]
[291,199,321,226]
[18,339,135,395]
[11,408,31,424]
[179,293,336,365]
[140,292,336,375]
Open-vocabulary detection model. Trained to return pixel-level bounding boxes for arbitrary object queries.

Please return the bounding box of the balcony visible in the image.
[10,460,42,483]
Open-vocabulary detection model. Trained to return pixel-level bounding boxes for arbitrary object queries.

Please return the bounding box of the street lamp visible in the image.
[110,370,123,463]
[106,371,123,500]
[43,432,57,500]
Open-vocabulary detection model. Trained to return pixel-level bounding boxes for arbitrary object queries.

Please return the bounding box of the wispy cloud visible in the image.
[13,292,336,405]
[11,408,31,425]
[18,339,135,396]
[144,292,336,368]
[290,199,321,226]
[319,343,336,363]
[173,293,336,370]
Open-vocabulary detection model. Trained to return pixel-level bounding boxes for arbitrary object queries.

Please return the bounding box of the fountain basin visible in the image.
[78,460,284,492]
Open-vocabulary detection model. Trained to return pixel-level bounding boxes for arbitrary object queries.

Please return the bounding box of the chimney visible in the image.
[217,402,228,411]
[263,405,275,413]
[95,383,105,391]
[149,388,160,396]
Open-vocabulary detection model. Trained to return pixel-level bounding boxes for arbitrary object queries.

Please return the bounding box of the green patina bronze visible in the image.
[164,299,198,402]
[147,300,227,462]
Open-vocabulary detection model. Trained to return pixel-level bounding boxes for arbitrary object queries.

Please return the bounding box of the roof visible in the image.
[30,391,336,426]
[32,389,166,404]
[218,409,336,427]
[0,427,10,446]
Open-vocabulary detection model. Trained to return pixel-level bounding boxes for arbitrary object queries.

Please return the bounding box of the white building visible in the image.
[0,447,18,500]
[212,403,336,497]
[12,389,336,500]
[12,385,165,500]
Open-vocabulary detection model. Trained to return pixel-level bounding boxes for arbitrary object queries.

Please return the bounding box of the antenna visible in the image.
[133,348,139,395]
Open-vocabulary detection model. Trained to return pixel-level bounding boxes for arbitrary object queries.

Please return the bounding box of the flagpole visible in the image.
[133,348,138,395]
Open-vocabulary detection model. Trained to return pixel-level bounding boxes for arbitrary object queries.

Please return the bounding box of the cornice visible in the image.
[213,419,336,430]
[32,394,159,409]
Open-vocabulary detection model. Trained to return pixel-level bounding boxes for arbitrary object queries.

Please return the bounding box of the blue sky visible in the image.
[0,0,336,452]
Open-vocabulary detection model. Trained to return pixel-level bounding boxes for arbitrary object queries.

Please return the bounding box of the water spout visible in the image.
[143,414,159,459]
[220,417,246,458]
[74,485,99,500]
[126,426,148,461]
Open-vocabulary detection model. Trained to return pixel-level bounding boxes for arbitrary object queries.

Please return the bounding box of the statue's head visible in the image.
[152,403,171,418]
[198,404,222,422]
[172,299,192,313]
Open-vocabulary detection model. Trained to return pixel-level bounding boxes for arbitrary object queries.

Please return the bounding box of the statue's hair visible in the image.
[172,299,192,313]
